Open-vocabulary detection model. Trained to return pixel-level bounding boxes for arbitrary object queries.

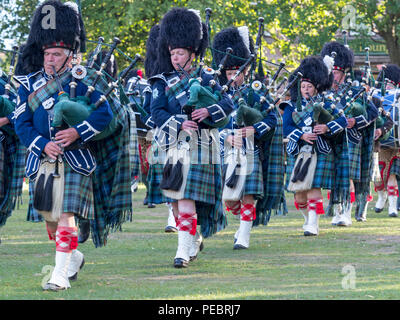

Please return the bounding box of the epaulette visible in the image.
[148,73,169,85]
[278,100,293,110]
[13,70,41,92]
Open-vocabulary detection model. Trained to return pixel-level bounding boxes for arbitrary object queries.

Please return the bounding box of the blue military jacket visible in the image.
[14,69,113,178]
[283,96,348,156]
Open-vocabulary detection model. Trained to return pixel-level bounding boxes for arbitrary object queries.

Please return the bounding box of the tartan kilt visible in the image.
[147,140,226,237]
[148,158,221,204]
[222,154,264,199]
[388,159,400,177]
[147,162,172,204]
[27,181,43,222]
[62,162,94,218]
[348,140,362,181]
[28,159,94,221]
[286,151,334,190]
[378,148,400,177]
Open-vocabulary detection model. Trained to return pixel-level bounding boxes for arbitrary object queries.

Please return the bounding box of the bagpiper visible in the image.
[372,64,400,217]
[212,25,281,249]
[282,56,348,236]
[14,0,135,290]
[320,41,378,226]
[146,7,234,268]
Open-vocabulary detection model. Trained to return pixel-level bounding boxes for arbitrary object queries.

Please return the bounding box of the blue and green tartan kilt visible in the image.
[222,156,263,199]
[348,140,361,181]
[27,160,94,221]
[147,143,222,205]
[27,181,43,222]
[62,162,94,219]
[148,162,221,205]
[147,162,173,204]
[286,151,334,190]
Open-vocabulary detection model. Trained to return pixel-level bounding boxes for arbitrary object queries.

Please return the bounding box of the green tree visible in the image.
[3,0,397,75]
[353,0,400,66]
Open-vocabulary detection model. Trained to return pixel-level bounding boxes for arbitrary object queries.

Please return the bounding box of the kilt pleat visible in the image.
[63,162,94,219]
[348,141,361,181]
[147,140,227,237]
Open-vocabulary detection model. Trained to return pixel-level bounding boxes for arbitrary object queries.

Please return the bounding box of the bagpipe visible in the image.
[123,72,151,137]
[50,37,142,140]
[178,51,256,129]
[227,18,289,138]
[235,61,287,130]
[297,77,367,128]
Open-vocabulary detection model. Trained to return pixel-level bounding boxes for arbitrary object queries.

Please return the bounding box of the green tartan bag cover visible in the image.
[186,78,229,128]
[0,96,15,117]
[51,93,119,141]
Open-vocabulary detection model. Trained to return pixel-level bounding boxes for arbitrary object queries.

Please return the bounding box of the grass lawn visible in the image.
[1,184,400,300]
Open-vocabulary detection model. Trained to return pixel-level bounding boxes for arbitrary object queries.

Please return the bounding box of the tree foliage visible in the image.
[0,0,398,74]
[353,0,400,65]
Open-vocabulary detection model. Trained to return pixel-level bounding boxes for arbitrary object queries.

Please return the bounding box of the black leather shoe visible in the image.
[304,231,317,236]
[375,207,383,213]
[68,257,85,282]
[174,258,189,268]
[233,244,247,250]
[78,220,90,244]
[165,225,178,233]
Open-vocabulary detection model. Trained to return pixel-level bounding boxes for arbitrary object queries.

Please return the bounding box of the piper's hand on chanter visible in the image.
[44,141,63,160]
[374,128,382,141]
[191,108,210,123]
[54,127,79,148]
[301,132,317,144]
[181,120,198,133]
[238,126,255,138]
[226,133,243,149]
[313,124,328,135]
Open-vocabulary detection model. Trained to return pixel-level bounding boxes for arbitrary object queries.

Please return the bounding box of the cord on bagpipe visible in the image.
[50,36,143,140]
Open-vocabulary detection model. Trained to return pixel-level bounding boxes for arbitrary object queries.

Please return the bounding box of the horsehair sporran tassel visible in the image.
[51,157,65,222]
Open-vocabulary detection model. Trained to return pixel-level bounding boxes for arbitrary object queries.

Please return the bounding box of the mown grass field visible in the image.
[1,184,400,300]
